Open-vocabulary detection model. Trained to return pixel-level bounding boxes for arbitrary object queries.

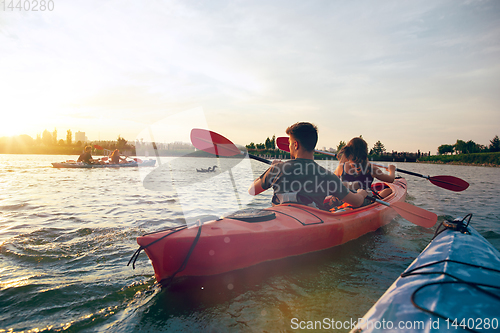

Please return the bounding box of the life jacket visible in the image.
[328,183,390,212]
[272,192,319,209]
[341,162,374,190]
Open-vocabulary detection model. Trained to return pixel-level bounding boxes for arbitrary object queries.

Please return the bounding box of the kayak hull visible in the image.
[352,220,500,332]
[51,159,156,168]
[137,179,407,284]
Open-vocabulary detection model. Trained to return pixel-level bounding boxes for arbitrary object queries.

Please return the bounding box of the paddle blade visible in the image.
[190,128,241,157]
[391,202,437,228]
[276,136,290,152]
[94,145,104,150]
[429,175,469,192]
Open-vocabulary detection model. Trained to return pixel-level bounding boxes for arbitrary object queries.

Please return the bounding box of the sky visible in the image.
[1,0,499,153]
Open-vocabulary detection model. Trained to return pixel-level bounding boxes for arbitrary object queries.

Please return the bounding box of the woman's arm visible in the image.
[334,156,347,177]
[371,164,396,183]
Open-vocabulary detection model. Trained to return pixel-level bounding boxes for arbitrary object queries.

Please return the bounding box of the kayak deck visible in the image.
[352,216,500,332]
[135,178,407,285]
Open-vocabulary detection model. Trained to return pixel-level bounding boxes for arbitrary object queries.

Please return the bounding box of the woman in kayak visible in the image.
[334,137,395,197]
[109,149,127,164]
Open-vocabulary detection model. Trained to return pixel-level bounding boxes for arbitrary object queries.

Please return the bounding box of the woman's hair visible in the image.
[285,122,318,152]
[84,146,92,152]
[338,137,368,166]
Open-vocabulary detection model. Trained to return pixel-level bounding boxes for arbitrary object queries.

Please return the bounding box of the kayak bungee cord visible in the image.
[399,215,500,333]
[128,225,188,269]
[159,222,203,287]
[128,221,203,288]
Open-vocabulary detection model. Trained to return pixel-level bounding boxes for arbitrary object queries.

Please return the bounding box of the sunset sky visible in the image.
[1,0,499,153]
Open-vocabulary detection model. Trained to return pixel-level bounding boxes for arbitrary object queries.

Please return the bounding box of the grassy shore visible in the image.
[418,152,500,167]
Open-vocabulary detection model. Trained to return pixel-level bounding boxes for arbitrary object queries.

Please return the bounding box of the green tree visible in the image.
[117,135,127,149]
[438,144,454,155]
[246,142,256,149]
[256,143,265,149]
[66,130,72,145]
[454,140,466,154]
[371,141,386,155]
[489,135,500,152]
[42,130,52,146]
[265,137,272,149]
[337,140,346,152]
[52,128,57,145]
[465,140,480,154]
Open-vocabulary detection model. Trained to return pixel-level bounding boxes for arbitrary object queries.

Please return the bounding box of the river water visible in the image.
[1,154,499,332]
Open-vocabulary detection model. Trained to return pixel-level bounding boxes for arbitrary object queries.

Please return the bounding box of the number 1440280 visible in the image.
[446,318,498,331]
[1,0,54,11]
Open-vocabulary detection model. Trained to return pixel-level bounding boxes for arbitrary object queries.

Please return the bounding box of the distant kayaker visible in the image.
[334,137,395,197]
[248,122,368,209]
[77,146,99,164]
[109,149,127,164]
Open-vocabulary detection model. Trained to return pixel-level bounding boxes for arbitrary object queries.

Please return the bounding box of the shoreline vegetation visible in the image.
[2,134,499,167]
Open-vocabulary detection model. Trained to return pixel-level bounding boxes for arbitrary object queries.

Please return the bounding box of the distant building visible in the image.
[75,131,88,143]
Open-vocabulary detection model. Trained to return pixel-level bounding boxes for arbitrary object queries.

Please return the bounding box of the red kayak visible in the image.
[134,178,407,285]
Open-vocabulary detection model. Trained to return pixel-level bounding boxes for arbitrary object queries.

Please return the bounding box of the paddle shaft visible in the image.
[248,153,272,164]
[372,163,428,179]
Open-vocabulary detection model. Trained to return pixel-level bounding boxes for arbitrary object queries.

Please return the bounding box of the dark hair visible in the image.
[338,137,368,166]
[286,122,318,152]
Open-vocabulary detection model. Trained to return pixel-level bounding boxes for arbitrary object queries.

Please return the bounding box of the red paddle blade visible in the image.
[190,128,241,157]
[429,175,469,192]
[276,136,290,152]
[391,202,437,228]
[94,145,104,150]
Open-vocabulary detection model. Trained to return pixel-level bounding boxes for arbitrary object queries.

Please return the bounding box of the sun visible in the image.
[0,119,25,137]
[0,112,40,138]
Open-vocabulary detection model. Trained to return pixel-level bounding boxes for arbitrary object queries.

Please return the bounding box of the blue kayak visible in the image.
[51,159,156,168]
[352,215,500,333]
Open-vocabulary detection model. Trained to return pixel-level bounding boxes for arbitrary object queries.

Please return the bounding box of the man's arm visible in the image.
[248,159,281,196]
[248,177,266,196]
[341,189,368,207]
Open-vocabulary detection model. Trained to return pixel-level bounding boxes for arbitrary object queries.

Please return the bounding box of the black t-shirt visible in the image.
[78,152,92,164]
[260,158,349,207]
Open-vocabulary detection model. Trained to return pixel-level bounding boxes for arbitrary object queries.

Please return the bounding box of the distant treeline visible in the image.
[0,133,135,155]
[419,152,500,166]
[418,135,500,166]
[436,135,500,155]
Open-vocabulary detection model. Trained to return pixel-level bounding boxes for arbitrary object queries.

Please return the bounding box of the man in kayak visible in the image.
[77,146,103,165]
[248,122,368,209]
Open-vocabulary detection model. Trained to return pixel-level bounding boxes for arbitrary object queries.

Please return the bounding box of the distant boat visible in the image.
[52,159,156,168]
[196,165,218,173]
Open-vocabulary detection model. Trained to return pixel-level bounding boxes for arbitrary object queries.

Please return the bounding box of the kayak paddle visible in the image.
[190,128,271,164]
[276,136,469,192]
[193,129,437,228]
[366,196,437,228]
